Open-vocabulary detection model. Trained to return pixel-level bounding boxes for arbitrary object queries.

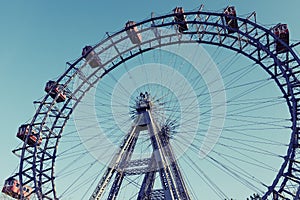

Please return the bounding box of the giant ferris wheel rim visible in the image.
[12,6,300,199]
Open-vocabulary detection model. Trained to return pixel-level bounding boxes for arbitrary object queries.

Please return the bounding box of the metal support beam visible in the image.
[90,94,191,199]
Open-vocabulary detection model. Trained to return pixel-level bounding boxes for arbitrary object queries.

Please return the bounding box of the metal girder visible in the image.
[90,97,191,200]
[150,189,165,200]
[126,158,152,168]
[137,154,157,199]
[89,125,139,200]
[125,167,158,176]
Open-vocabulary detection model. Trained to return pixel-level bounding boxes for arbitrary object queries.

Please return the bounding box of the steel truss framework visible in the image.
[88,94,191,200]
[8,5,300,200]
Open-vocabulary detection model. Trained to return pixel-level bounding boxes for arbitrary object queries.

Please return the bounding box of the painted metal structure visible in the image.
[90,93,191,200]
[3,5,300,200]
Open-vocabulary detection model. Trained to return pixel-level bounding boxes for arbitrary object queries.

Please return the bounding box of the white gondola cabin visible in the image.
[173,7,188,33]
[16,124,42,146]
[273,24,289,54]
[45,80,67,103]
[224,6,238,34]
[126,21,142,44]
[2,178,32,200]
[82,45,102,68]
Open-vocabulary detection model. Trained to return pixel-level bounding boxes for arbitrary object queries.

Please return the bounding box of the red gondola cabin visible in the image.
[224,6,238,34]
[82,45,102,68]
[273,24,289,54]
[126,21,142,44]
[45,80,67,103]
[173,7,188,33]
[2,178,32,200]
[16,124,42,146]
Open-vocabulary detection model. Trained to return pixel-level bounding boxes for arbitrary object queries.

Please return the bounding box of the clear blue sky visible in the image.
[1,0,300,199]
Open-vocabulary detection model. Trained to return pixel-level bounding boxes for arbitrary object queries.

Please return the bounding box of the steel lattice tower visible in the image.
[90,93,191,200]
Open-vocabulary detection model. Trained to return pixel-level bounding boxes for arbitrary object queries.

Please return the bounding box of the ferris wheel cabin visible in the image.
[224,6,238,34]
[44,80,67,103]
[173,7,189,33]
[272,23,289,54]
[82,45,102,68]
[2,178,32,200]
[126,21,142,44]
[16,124,42,146]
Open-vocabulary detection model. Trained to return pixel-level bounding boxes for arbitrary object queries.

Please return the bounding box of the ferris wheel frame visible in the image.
[8,5,300,200]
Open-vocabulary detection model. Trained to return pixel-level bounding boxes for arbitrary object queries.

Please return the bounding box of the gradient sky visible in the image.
[1,0,300,198]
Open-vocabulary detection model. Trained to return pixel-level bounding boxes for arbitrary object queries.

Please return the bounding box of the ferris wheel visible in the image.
[2,5,300,200]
